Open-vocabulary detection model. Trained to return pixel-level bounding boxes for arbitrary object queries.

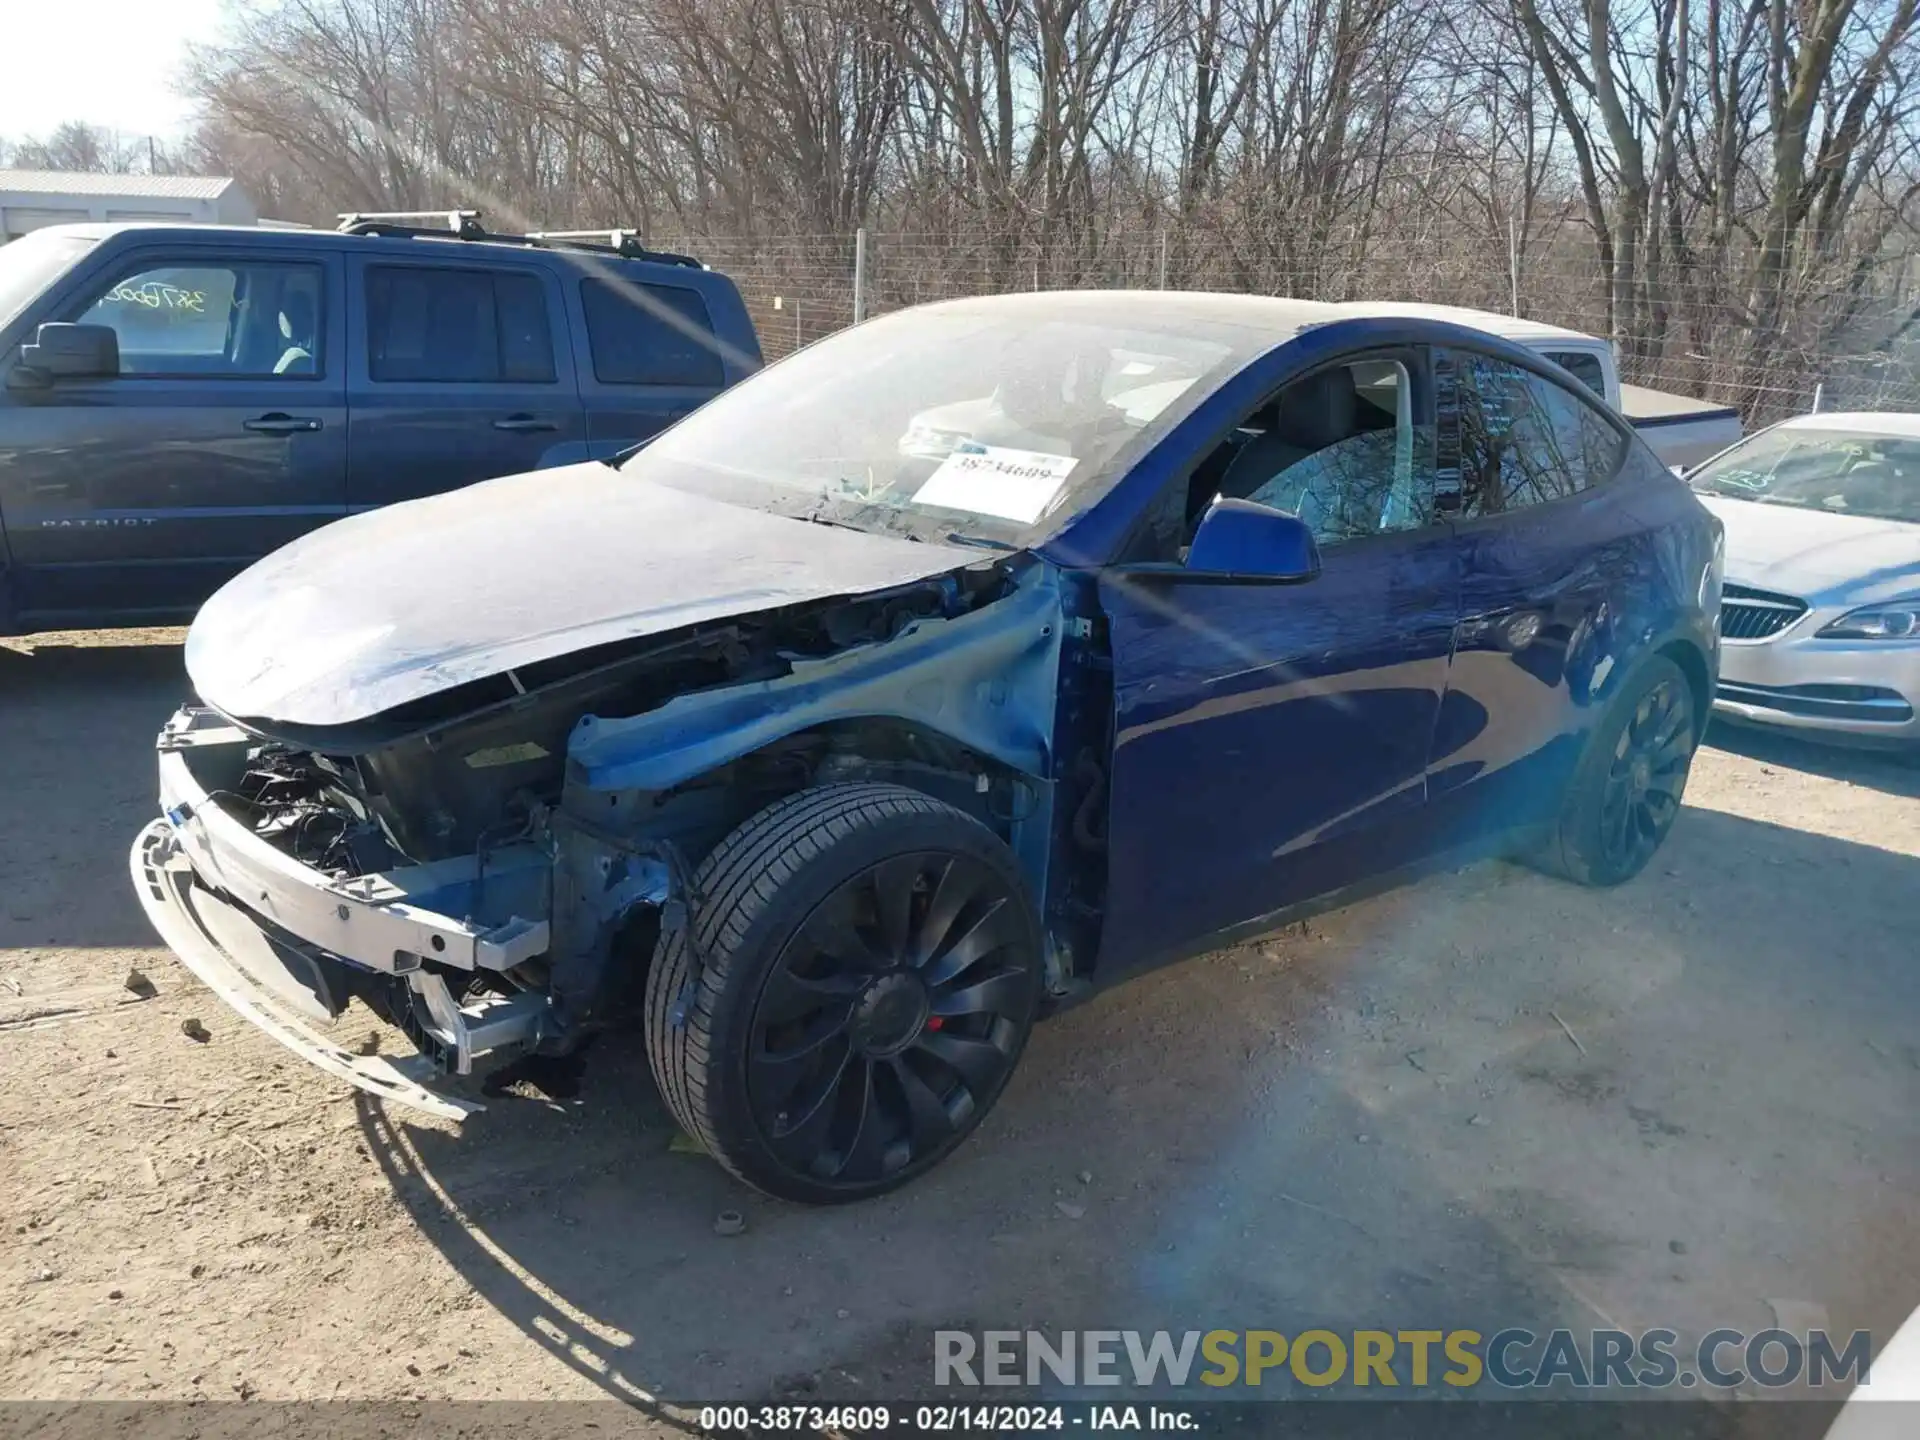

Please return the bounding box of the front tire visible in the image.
[644,783,1043,1204]
[1534,655,1697,887]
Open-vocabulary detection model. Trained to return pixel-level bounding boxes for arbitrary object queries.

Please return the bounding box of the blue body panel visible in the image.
[567,566,1065,793]
[0,223,761,633]
[1094,520,1461,970]
[1048,317,1717,975]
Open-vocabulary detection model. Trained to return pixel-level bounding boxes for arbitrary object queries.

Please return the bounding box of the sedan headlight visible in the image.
[1817,602,1920,640]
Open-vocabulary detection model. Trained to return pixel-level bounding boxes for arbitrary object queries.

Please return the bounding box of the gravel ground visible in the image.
[1,629,1916,1427]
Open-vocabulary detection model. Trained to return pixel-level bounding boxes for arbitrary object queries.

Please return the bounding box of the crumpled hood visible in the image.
[187,463,972,727]
[1697,494,1920,604]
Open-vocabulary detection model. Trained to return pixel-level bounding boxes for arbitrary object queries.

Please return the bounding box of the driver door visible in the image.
[0,246,346,622]
[1095,347,1462,971]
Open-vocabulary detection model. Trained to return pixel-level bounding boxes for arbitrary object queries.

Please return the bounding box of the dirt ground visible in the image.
[1,628,1917,1422]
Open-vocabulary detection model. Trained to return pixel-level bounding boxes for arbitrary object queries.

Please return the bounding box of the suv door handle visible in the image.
[493,414,558,433]
[244,413,322,434]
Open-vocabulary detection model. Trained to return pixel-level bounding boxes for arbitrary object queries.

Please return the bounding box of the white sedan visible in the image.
[1692,412,1920,745]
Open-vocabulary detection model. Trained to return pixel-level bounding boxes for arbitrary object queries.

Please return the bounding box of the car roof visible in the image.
[24,220,710,277]
[892,290,1604,349]
[909,289,1347,338]
[1327,300,1598,346]
[1769,411,1920,439]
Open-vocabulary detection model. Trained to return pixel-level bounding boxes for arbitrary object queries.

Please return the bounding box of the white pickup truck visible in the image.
[1336,302,1744,470]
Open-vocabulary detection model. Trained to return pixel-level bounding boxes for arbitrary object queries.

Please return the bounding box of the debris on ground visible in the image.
[123,968,158,1001]
[713,1209,747,1237]
[668,1130,707,1155]
[180,1018,211,1044]
[1054,1201,1086,1219]
[1550,1009,1588,1056]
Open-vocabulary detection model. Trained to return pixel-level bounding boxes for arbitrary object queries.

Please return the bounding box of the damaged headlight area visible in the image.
[131,560,1076,1128]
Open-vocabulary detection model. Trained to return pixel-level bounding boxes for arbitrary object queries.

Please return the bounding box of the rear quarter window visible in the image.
[580,277,724,387]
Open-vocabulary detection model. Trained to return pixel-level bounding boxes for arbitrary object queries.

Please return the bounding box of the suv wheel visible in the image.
[644,783,1043,1203]
[1533,655,1697,887]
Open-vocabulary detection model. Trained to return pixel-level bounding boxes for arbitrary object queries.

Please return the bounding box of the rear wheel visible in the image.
[1534,655,1697,887]
[644,783,1043,1204]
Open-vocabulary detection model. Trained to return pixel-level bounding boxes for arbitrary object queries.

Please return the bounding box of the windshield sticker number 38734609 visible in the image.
[915,443,1079,525]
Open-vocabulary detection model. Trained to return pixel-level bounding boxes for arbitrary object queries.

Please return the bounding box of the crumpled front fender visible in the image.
[564,565,1066,793]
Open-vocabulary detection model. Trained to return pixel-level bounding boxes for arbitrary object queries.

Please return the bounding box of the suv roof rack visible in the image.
[333,209,704,269]
[336,209,487,239]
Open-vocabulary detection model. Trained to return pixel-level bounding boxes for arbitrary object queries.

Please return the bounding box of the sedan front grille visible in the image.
[1719,583,1808,641]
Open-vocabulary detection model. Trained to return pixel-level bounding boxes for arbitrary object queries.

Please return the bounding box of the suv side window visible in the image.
[580,278,724,387]
[1441,350,1625,516]
[366,266,555,383]
[1202,355,1435,546]
[1541,348,1608,399]
[73,259,324,378]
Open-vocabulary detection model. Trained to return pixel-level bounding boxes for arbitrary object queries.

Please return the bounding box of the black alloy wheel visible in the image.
[1533,653,1698,887]
[1595,671,1694,876]
[645,783,1043,1204]
[747,850,1031,1185]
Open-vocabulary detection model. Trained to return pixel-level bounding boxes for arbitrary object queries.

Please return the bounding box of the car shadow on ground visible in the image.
[1705,717,1920,799]
[358,802,1920,1418]
[0,638,187,954]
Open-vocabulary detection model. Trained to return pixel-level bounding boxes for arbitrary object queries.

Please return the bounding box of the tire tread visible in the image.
[644,783,1005,1194]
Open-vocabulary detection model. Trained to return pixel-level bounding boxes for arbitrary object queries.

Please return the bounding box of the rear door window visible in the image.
[366,266,555,383]
[580,278,724,386]
[1441,351,1626,515]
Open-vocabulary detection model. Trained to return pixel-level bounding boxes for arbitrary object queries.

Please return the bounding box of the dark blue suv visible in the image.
[0,215,761,632]
[132,291,1721,1205]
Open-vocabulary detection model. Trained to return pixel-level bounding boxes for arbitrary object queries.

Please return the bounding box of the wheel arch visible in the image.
[1655,636,1713,742]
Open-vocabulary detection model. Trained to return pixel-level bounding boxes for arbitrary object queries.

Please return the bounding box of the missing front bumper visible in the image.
[130,705,574,1119]
[130,820,487,1120]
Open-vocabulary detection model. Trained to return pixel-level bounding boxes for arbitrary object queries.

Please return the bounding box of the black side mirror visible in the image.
[20,322,120,380]
[1185,497,1320,582]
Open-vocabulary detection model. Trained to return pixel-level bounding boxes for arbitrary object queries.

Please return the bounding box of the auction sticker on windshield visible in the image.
[914,443,1078,524]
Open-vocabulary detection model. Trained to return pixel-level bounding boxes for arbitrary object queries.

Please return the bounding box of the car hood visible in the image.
[186,463,974,728]
[1696,493,1920,604]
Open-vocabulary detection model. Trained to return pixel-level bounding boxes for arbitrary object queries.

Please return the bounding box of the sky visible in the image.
[1,0,228,148]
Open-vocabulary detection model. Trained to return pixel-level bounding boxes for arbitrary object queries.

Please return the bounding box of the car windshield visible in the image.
[0,229,98,336]
[1690,426,1920,524]
[622,298,1289,547]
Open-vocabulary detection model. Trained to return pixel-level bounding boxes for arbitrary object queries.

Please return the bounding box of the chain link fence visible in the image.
[657,226,1920,425]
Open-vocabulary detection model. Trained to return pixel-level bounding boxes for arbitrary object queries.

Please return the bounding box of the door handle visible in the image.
[244,413,322,434]
[493,414,558,433]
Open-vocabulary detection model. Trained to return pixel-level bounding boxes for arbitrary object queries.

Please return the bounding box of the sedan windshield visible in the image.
[1691,426,1920,524]
[622,297,1291,546]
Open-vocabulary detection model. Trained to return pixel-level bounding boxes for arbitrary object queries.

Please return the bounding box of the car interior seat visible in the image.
[1218,367,1359,506]
[273,291,317,375]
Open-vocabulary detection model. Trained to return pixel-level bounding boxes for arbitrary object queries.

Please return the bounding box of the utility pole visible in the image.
[1507,215,1521,317]
[852,228,868,324]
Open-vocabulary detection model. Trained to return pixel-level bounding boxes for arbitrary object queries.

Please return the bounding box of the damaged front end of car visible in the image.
[131,551,1096,1119]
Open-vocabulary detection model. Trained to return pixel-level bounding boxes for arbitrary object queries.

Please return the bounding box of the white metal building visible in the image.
[0,171,258,240]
